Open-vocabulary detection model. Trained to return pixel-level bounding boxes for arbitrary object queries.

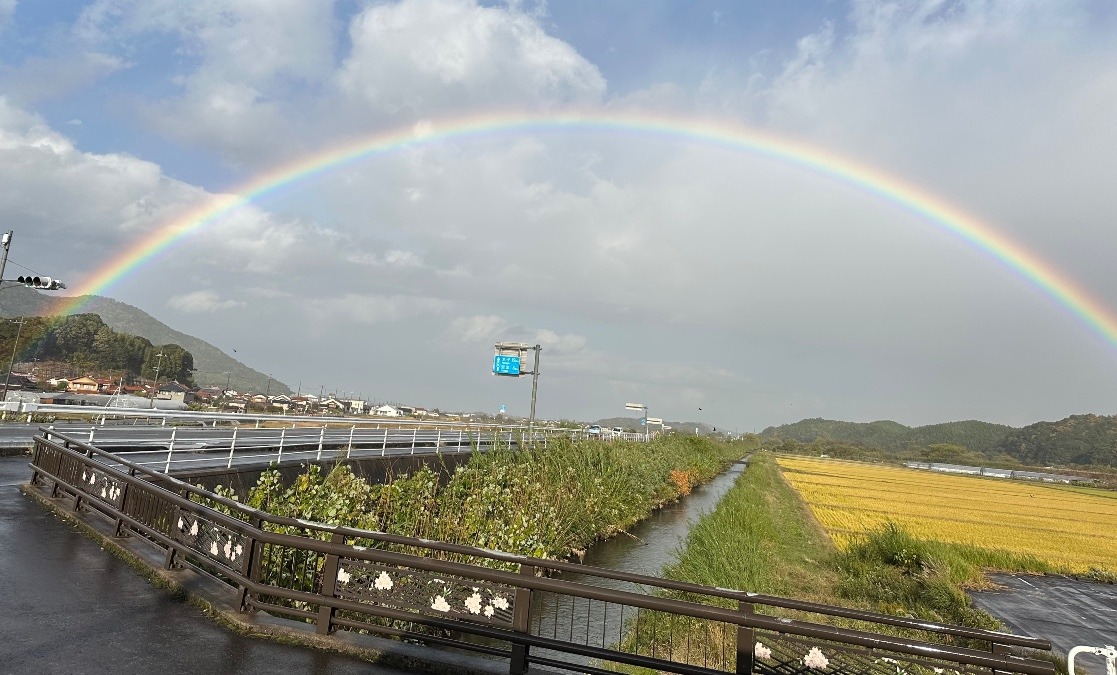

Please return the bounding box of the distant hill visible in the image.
[759,417,1014,456]
[0,284,290,394]
[1000,414,1117,467]
[595,416,717,435]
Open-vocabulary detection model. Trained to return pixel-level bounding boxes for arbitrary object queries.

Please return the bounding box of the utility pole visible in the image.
[2,316,26,405]
[150,351,166,402]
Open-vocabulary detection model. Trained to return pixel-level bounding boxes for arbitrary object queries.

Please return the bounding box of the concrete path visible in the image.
[0,454,407,675]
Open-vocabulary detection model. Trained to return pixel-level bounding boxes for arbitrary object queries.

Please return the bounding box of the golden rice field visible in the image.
[776,456,1117,573]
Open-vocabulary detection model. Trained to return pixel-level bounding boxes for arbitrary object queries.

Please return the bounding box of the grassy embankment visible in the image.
[614,452,1075,672]
[217,434,745,565]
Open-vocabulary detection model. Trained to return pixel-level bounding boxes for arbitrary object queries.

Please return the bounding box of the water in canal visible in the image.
[524,459,747,668]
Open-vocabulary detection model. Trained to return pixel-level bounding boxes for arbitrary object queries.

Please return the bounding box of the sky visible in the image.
[1,0,1116,430]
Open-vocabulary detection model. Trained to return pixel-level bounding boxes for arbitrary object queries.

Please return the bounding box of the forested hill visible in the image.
[1000,414,1117,467]
[0,284,290,394]
[759,417,1014,456]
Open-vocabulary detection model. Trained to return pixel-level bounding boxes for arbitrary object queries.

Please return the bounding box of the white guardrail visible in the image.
[1069,645,1116,675]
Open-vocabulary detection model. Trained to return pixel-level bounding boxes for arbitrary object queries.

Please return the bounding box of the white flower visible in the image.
[492,595,509,610]
[223,542,233,559]
[89,473,97,485]
[465,593,483,614]
[235,544,243,556]
[374,572,393,590]
[755,642,772,660]
[209,542,219,556]
[190,522,199,537]
[100,487,107,498]
[804,647,829,670]
[177,518,184,530]
[337,568,351,584]
[82,472,87,482]
[431,595,451,612]
[483,605,494,618]
[933,669,944,674]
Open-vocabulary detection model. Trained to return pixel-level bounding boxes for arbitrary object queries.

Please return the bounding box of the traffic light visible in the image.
[16,275,66,290]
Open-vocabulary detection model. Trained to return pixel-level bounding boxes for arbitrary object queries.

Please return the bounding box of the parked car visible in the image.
[587,425,602,435]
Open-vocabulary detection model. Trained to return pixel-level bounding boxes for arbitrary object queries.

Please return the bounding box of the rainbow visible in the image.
[52,110,1117,350]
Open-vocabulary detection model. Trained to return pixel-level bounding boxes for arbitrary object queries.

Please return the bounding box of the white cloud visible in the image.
[0,1,15,31]
[337,0,606,114]
[168,290,244,312]
[447,315,511,342]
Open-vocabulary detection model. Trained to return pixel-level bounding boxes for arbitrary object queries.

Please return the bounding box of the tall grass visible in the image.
[221,435,744,563]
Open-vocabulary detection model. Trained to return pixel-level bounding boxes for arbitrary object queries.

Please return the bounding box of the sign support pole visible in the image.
[528,345,541,441]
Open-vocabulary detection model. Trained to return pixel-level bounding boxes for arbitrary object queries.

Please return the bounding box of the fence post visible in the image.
[113,475,131,537]
[88,426,95,443]
[382,428,388,457]
[992,642,1011,675]
[238,515,264,611]
[411,427,417,454]
[347,425,355,458]
[736,600,755,674]
[163,427,177,473]
[317,425,326,461]
[317,532,344,635]
[227,426,239,469]
[436,429,442,454]
[509,564,535,675]
[458,429,463,452]
[278,428,286,463]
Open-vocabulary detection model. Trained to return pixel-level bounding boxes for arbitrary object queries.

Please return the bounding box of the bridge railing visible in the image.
[28,431,1054,675]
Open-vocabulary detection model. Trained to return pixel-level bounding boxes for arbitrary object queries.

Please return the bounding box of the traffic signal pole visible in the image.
[0,231,12,285]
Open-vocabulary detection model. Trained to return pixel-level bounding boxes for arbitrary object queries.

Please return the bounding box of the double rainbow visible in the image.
[51,110,1117,351]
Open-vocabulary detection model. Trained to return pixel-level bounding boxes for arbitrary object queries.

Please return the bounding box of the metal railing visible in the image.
[27,431,1054,675]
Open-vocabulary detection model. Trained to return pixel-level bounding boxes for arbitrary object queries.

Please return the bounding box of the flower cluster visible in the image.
[754,642,772,660]
[803,647,829,670]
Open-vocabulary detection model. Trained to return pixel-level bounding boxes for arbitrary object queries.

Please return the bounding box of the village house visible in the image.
[67,376,99,394]
[157,381,195,404]
[374,404,402,417]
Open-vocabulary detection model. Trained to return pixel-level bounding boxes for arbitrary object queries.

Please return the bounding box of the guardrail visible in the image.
[28,431,1054,675]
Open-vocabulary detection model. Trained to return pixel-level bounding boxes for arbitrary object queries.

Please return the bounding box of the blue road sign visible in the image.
[640,418,647,425]
[499,404,506,414]
[493,355,521,376]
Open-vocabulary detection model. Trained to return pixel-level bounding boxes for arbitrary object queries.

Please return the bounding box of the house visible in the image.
[67,376,99,394]
[157,381,195,404]
[374,404,401,417]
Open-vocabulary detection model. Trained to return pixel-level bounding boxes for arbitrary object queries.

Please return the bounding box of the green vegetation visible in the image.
[1001,414,1117,467]
[0,284,288,393]
[0,313,196,385]
[760,417,1013,456]
[763,415,1117,475]
[618,453,1063,671]
[220,435,744,565]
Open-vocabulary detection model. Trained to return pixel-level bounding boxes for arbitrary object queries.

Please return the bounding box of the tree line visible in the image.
[0,313,196,387]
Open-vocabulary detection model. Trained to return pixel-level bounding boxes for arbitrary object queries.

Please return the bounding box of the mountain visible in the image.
[999,414,1117,468]
[0,285,290,394]
[759,417,1014,456]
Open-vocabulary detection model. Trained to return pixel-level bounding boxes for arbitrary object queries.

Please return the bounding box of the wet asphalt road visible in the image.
[971,573,1117,671]
[0,455,407,675]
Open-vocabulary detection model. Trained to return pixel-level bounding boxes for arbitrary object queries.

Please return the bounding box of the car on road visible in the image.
[587,425,602,436]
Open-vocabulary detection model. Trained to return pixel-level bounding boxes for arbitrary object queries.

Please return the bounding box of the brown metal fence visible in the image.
[28,431,1055,675]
